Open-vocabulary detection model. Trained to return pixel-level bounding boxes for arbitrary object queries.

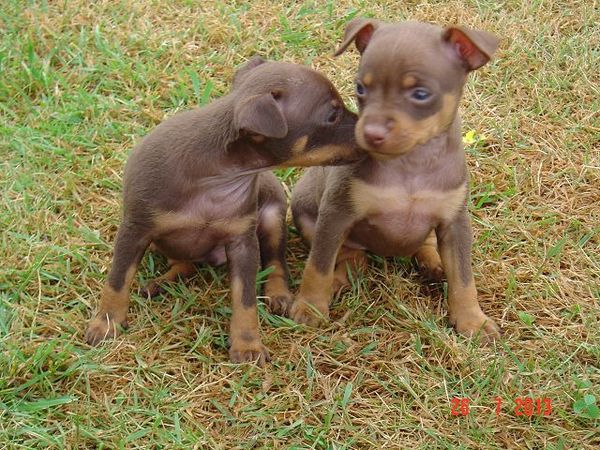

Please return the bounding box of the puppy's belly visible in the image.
[347,213,433,256]
[152,227,228,264]
[150,212,254,263]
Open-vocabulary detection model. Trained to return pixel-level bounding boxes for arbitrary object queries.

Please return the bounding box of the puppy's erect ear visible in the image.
[234,92,288,139]
[232,56,267,89]
[443,26,499,70]
[334,18,381,56]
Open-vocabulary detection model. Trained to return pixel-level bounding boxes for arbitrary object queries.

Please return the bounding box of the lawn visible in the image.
[1,0,598,448]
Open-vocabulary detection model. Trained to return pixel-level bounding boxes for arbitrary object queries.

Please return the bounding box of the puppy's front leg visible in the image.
[226,227,270,366]
[291,205,355,326]
[436,206,501,342]
[86,222,150,345]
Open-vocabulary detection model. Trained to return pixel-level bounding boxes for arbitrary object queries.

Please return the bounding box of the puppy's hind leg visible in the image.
[86,222,150,345]
[414,230,445,281]
[291,167,323,245]
[141,259,197,298]
[332,246,367,293]
[257,173,293,316]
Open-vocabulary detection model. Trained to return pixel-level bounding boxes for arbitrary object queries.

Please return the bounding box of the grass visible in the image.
[1,0,598,448]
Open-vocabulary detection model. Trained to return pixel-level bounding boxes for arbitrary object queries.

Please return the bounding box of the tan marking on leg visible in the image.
[414,231,444,281]
[440,242,500,342]
[142,260,196,298]
[229,275,269,365]
[263,260,292,316]
[290,261,334,326]
[333,247,368,292]
[297,214,316,243]
[261,205,283,250]
[86,265,137,345]
[230,276,244,306]
[298,262,334,302]
[362,72,373,86]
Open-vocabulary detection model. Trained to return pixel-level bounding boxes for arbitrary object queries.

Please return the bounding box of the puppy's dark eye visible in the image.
[356,81,366,96]
[410,88,431,102]
[326,108,340,124]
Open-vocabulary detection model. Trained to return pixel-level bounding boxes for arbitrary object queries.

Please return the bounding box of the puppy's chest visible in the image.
[351,180,466,228]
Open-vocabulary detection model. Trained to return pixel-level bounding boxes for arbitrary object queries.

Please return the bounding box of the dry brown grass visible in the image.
[1,0,598,448]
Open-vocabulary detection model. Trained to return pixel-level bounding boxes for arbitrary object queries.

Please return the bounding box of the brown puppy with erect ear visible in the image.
[290,20,501,342]
[85,57,364,365]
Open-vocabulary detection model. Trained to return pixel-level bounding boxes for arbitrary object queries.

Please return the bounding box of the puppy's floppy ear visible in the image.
[443,26,499,70]
[234,92,288,139]
[232,56,267,89]
[334,18,381,56]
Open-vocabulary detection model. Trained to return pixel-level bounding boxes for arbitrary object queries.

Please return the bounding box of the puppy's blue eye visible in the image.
[411,88,431,101]
[356,82,366,96]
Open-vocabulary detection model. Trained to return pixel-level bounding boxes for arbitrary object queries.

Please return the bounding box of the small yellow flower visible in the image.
[463,130,487,145]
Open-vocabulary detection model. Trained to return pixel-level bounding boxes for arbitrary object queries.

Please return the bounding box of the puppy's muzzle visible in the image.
[358,116,395,150]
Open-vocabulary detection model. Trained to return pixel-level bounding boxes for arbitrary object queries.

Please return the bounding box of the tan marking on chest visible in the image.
[352,180,467,224]
[153,211,255,236]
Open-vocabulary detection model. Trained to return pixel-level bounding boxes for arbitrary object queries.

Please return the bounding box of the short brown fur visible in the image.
[85,57,365,365]
[291,20,501,342]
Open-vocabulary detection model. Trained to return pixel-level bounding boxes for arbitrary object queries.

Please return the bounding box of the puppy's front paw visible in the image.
[451,310,501,343]
[85,313,128,346]
[266,292,293,317]
[290,297,329,327]
[229,338,270,366]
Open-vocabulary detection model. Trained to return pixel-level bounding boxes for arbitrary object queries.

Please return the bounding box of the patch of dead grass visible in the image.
[1,0,598,448]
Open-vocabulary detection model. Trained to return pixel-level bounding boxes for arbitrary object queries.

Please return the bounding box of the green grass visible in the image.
[1,0,599,448]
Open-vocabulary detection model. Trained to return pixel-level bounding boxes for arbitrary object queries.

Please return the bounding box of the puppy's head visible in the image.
[230,58,363,167]
[335,19,498,158]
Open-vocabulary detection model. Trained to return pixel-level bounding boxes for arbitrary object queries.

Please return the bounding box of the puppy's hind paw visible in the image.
[266,293,294,317]
[141,280,164,298]
[421,263,445,282]
[85,313,128,346]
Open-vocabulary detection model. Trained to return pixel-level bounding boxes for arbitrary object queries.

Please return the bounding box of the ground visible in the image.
[1,0,598,448]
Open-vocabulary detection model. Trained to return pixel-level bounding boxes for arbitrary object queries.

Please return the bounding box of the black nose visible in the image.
[363,123,388,147]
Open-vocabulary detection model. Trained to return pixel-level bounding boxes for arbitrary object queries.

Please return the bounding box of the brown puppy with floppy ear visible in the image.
[85,57,364,365]
[290,20,501,342]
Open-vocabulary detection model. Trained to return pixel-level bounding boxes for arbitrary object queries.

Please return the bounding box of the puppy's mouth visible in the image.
[356,131,418,158]
[279,145,366,168]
